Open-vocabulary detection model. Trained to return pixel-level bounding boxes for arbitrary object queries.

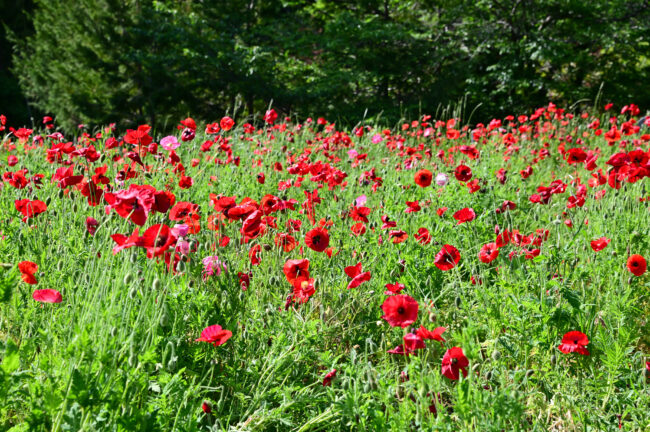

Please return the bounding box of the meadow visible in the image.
[0,104,649,431]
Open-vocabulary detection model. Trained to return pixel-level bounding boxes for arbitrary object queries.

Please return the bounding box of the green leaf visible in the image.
[0,266,18,303]
[1,339,20,374]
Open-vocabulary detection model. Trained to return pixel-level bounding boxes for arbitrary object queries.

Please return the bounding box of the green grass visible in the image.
[1,110,649,431]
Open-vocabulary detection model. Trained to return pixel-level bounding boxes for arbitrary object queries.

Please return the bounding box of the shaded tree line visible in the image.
[2,0,649,131]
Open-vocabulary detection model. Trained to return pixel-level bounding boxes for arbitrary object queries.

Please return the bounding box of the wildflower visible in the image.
[344,262,372,289]
[18,261,38,284]
[196,324,232,347]
[414,169,432,187]
[381,295,419,328]
[434,245,461,271]
[627,254,646,276]
[441,347,469,380]
[305,227,330,252]
[32,289,62,303]
[558,331,590,355]
[202,256,226,278]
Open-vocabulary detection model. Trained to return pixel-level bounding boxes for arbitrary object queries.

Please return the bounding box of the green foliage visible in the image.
[6,0,650,132]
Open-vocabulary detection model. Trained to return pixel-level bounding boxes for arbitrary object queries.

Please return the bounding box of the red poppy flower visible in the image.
[283,259,310,284]
[305,227,330,252]
[389,230,408,244]
[454,164,472,181]
[414,227,431,245]
[237,272,250,290]
[241,210,265,243]
[350,223,367,236]
[405,201,421,213]
[384,282,405,295]
[196,324,232,347]
[249,244,262,266]
[436,207,448,217]
[416,326,446,343]
[33,289,62,303]
[381,294,419,328]
[292,277,316,303]
[558,331,590,355]
[434,245,461,271]
[322,369,337,386]
[256,172,265,184]
[441,347,469,380]
[414,169,432,187]
[627,254,646,276]
[86,217,99,235]
[202,402,212,414]
[403,333,426,351]
[478,242,499,263]
[349,206,371,223]
[140,224,177,258]
[169,201,199,221]
[18,261,38,284]
[453,207,476,224]
[274,233,297,253]
[15,199,47,222]
[220,116,235,131]
[264,109,278,124]
[590,237,610,252]
[344,262,372,289]
[104,185,155,226]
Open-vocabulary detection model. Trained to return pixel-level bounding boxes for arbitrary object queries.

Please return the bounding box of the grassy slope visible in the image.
[0,110,649,431]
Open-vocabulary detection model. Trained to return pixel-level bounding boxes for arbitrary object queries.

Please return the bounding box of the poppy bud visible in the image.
[152,278,161,290]
[110,326,117,337]
[45,196,52,205]
[550,354,557,365]
[525,369,534,378]
[129,287,138,299]
[428,311,436,322]
[123,272,133,285]
[491,350,501,361]
[159,312,169,327]
[485,371,493,381]
[188,279,195,288]
[454,296,462,308]
[57,189,65,199]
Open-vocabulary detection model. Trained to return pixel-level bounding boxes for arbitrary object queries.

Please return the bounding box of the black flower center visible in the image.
[397,307,405,314]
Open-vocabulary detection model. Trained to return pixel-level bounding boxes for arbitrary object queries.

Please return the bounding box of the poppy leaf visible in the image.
[0,267,18,303]
[560,286,581,310]
[1,339,20,374]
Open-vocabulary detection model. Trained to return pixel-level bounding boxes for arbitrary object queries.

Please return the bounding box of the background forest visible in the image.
[1,0,649,131]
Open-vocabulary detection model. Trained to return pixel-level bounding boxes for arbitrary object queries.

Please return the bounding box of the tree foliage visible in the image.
[6,0,650,130]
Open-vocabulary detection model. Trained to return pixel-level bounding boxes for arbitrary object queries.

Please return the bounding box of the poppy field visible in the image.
[1,104,649,431]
